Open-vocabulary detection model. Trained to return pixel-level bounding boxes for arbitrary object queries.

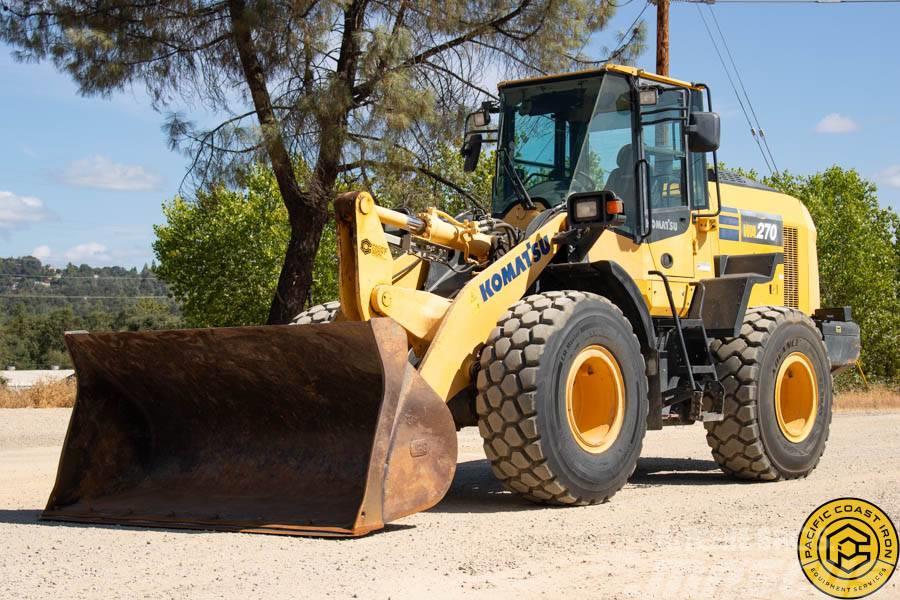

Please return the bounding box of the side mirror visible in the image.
[461,133,483,173]
[687,112,720,153]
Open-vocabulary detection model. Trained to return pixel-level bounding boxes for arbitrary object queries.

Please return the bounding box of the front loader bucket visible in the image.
[42,319,457,537]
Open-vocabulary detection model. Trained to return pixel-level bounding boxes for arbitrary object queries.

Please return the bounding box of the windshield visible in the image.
[493,73,639,234]
[494,78,599,213]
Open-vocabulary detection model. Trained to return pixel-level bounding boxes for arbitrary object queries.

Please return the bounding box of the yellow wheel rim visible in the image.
[774,352,818,443]
[565,345,625,454]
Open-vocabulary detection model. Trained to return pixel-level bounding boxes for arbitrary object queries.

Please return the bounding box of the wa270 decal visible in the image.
[740,209,783,246]
[719,208,783,247]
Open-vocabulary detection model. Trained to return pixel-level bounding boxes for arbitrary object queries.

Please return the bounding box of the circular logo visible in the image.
[798,498,897,598]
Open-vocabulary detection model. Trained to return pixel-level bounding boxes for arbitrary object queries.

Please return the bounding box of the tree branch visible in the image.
[227,0,308,212]
[351,0,533,102]
[337,158,483,210]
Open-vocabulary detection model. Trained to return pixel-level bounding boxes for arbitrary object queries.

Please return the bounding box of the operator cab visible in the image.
[462,65,720,240]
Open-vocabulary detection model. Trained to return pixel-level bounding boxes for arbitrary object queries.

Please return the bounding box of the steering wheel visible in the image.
[522,171,544,187]
[525,179,566,199]
[570,170,597,193]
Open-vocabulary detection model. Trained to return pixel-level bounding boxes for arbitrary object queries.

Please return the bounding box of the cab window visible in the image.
[689,90,709,210]
[493,80,600,214]
[641,89,688,210]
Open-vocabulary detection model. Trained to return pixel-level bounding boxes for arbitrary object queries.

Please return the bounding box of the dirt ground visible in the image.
[1,409,897,600]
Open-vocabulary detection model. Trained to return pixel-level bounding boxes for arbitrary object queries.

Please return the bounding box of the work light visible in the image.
[567,190,624,227]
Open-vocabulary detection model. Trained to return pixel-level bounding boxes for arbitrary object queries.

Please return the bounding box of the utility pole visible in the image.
[656,0,670,76]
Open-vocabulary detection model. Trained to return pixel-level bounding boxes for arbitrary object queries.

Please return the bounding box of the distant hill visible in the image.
[0,256,173,316]
[0,256,181,370]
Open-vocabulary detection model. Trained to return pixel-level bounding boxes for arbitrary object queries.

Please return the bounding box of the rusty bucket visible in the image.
[42,318,457,536]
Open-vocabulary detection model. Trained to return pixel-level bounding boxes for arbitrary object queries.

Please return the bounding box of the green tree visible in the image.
[2,0,643,323]
[0,306,74,368]
[153,147,493,326]
[115,299,183,331]
[154,165,294,327]
[0,306,38,368]
[0,256,182,368]
[374,145,495,215]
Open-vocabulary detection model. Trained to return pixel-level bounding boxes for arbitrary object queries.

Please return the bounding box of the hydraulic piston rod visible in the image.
[374,205,492,263]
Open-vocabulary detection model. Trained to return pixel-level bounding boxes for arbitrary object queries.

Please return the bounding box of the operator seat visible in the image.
[604,144,637,228]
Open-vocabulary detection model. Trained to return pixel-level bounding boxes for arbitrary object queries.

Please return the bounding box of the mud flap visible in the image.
[42,319,457,537]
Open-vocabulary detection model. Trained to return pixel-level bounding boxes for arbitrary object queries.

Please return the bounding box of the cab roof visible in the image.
[497,64,700,92]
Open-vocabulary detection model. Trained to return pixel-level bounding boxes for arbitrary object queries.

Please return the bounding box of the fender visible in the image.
[539,260,655,352]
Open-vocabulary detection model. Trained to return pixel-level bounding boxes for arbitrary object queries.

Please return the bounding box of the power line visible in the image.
[706,6,780,173]
[695,4,775,174]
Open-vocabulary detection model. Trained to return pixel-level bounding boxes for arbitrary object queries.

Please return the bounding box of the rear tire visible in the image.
[291,301,340,325]
[475,291,647,505]
[705,306,832,481]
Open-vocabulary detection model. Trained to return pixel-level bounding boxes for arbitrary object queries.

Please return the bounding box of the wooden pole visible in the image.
[656,0,670,76]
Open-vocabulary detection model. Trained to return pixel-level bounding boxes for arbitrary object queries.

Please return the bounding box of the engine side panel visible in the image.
[713,183,820,315]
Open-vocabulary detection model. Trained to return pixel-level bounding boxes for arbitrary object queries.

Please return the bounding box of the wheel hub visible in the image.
[565,345,625,454]
[775,352,818,443]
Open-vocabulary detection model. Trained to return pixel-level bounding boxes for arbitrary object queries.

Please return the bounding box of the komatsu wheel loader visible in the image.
[44,64,861,537]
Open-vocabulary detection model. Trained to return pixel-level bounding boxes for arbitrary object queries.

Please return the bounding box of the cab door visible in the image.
[638,88,703,315]
[640,88,695,280]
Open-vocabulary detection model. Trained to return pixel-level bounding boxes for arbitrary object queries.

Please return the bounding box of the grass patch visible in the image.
[0,378,76,408]
[0,377,895,412]
[834,385,900,411]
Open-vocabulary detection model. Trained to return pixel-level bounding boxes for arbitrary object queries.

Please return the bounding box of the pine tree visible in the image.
[2,0,643,321]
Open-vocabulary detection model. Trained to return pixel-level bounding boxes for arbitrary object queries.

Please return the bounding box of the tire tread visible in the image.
[291,301,340,325]
[476,290,646,505]
[704,306,832,481]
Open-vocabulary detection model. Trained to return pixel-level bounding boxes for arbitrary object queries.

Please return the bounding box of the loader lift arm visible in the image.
[334,190,570,401]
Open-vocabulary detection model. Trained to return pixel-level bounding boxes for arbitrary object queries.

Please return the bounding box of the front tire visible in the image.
[705,306,832,480]
[475,291,648,505]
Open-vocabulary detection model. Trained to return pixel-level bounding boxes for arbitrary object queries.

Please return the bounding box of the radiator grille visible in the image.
[783,226,799,308]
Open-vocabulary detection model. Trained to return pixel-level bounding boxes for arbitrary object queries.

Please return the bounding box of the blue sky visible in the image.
[1,1,898,267]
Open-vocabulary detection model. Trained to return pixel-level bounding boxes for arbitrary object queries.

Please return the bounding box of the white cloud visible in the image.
[815,113,859,134]
[62,155,162,191]
[0,190,53,234]
[31,245,52,261]
[64,242,111,264]
[876,165,900,189]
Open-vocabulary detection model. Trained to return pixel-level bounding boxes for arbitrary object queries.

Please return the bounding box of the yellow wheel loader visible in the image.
[44,64,861,537]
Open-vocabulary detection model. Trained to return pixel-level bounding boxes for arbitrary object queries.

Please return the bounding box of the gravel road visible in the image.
[1,408,897,599]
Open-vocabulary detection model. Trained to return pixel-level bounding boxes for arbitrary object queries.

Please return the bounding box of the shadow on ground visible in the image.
[0,508,42,525]
[429,459,532,514]
[432,456,730,513]
[0,509,416,537]
[0,509,212,534]
[630,457,728,487]
[1,459,731,526]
